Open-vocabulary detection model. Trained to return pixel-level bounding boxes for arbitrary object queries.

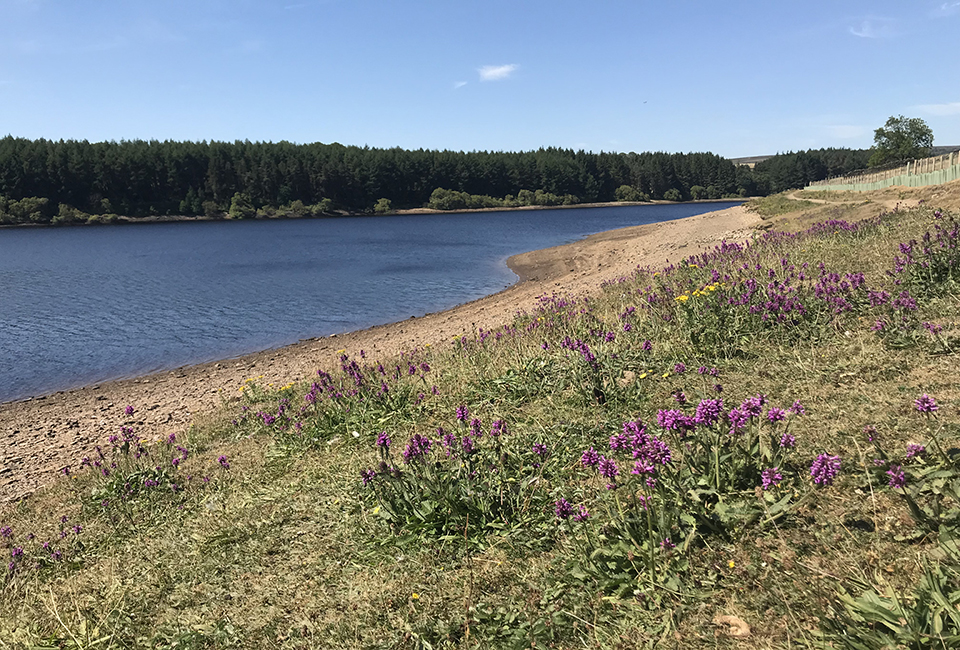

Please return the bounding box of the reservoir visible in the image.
[0,202,740,402]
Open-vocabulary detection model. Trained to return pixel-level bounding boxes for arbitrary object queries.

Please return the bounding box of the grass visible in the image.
[745,194,818,218]
[2,193,960,649]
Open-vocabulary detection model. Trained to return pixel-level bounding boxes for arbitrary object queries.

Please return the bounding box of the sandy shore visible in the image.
[0,204,760,502]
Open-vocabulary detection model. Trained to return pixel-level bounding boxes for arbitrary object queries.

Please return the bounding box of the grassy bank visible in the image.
[2,195,960,649]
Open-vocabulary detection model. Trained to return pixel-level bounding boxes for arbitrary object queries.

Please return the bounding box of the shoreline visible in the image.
[0,203,761,502]
[0,198,744,229]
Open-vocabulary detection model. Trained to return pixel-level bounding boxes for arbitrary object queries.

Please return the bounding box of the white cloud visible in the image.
[937,1,960,16]
[915,101,960,116]
[453,81,467,90]
[478,64,518,81]
[849,17,895,38]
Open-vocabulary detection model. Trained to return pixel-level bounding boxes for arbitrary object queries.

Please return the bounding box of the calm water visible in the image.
[0,202,740,402]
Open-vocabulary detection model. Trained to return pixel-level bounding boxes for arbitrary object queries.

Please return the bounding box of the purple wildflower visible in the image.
[915,394,938,414]
[360,469,376,486]
[727,408,749,436]
[632,460,656,476]
[905,444,927,460]
[376,431,391,449]
[456,405,469,421]
[810,454,841,486]
[490,420,507,438]
[217,455,230,469]
[779,433,796,449]
[598,456,619,481]
[694,398,724,427]
[766,407,786,423]
[440,429,458,454]
[740,394,766,418]
[761,467,783,490]
[609,431,631,451]
[554,499,574,520]
[124,405,134,416]
[402,433,433,463]
[573,505,590,522]
[660,538,676,551]
[641,340,653,351]
[886,465,906,489]
[532,443,548,457]
[581,447,601,468]
[864,425,878,442]
[673,362,686,374]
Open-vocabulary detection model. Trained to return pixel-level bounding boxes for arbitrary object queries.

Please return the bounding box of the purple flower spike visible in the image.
[581,447,601,468]
[456,405,469,421]
[915,394,938,414]
[766,407,786,423]
[360,469,376,486]
[402,433,433,464]
[598,456,619,480]
[810,454,841,486]
[761,467,783,490]
[886,465,906,489]
[124,405,134,416]
[554,499,574,520]
[376,431,391,449]
[779,433,796,449]
[905,444,927,459]
[573,505,590,522]
[217,455,230,469]
[694,398,724,427]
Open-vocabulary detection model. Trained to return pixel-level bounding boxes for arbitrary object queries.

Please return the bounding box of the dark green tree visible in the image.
[868,115,934,167]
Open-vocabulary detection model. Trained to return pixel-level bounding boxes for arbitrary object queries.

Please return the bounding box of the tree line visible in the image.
[0,136,875,225]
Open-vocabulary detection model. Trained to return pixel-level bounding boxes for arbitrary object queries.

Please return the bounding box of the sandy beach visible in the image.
[0,204,761,502]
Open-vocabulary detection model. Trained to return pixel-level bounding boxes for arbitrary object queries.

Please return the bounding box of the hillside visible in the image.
[2,180,960,648]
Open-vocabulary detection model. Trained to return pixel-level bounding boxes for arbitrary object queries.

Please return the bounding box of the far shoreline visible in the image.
[0,197,745,229]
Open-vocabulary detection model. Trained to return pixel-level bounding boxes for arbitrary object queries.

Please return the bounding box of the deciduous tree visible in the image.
[868,115,933,167]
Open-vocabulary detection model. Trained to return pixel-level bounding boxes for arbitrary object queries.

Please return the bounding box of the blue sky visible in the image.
[0,0,957,158]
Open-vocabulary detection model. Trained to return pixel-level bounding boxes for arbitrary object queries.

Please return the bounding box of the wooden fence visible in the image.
[807,151,960,191]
